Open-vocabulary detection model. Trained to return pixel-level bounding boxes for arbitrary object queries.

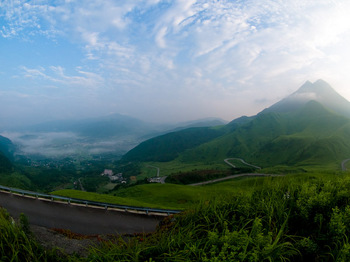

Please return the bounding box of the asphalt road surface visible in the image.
[189,173,283,186]
[224,158,261,169]
[0,191,163,235]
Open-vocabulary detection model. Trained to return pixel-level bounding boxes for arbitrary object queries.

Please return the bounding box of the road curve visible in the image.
[224,158,261,169]
[341,159,350,171]
[189,173,283,186]
[147,165,160,177]
[0,191,163,235]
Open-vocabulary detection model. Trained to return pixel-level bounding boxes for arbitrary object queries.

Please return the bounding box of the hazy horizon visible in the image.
[1,1,350,129]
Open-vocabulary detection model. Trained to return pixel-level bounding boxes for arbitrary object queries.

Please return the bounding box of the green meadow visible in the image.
[4,170,350,261]
[53,169,345,210]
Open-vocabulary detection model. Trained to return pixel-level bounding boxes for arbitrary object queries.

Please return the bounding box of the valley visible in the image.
[1,80,350,197]
[3,80,350,260]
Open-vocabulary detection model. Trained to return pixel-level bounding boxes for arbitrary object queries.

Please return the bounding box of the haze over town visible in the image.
[1,0,350,128]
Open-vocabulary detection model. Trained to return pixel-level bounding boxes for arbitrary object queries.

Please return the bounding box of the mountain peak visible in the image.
[262,80,350,117]
[295,79,334,95]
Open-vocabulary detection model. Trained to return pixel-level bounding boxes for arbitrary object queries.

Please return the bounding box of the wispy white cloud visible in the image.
[20,65,104,88]
[2,0,350,124]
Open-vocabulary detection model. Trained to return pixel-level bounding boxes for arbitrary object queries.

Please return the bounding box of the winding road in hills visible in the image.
[192,157,350,186]
[341,159,350,171]
[189,158,282,186]
[189,173,283,186]
[224,158,261,169]
[147,165,160,177]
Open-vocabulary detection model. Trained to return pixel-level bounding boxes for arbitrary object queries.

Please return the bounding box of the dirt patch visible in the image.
[30,225,100,258]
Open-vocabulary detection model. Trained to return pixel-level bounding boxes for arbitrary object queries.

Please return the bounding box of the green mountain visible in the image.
[122,80,350,168]
[181,101,350,166]
[0,151,12,173]
[0,135,13,173]
[0,135,15,160]
[122,127,226,162]
[262,79,350,117]
[168,118,227,132]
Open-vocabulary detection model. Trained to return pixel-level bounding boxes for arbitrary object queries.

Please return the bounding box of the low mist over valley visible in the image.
[0,116,227,159]
[1,131,131,158]
[2,1,350,261]
[2,79,350,175]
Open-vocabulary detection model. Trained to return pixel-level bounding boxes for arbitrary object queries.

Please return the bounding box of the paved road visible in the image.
[147,165,160,177]
[0,191,163,235]
[160,176,167,184]
[78,178,85,191]
[341,159,350,171]
[224,158,261,169]
[189,173,283,186]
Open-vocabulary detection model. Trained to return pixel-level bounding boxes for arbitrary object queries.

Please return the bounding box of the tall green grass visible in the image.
[0,208,59,262]
[82,173,350,261]
[5,173,350,261]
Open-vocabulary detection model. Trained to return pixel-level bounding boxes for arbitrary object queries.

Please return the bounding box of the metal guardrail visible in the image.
[0,185,181,216]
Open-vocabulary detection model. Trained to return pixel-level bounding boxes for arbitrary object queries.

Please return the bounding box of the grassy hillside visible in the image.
[4,172,350,261]
[0,135,15,160]
[122,126,226,162]
[52,170,339,210]
[179,101,350,168]
[53,176,259,210]
[0,152,12,173]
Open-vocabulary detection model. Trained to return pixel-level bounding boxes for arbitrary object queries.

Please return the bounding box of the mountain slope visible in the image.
[262,79,350,117]
[181,101,350,167]
[0,151,12,173]
[123,80,350,168]
[0,135,15,160]
[168,118,228,132]
[0,135,13,173]
[122,127,226,162]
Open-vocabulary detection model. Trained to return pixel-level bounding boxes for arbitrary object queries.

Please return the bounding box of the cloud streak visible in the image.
[1,0,350,127]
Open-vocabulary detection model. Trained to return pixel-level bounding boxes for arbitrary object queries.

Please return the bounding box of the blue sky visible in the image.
[1,0,350,128]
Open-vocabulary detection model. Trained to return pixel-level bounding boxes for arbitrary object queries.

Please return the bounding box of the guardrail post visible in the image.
[0,184,182,216]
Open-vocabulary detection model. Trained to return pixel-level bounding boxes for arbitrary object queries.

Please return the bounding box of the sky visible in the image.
[1,0,350,128]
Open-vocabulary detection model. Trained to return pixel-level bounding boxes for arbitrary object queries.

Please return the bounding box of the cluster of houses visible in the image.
[148,177,162,183]
[101,169,127,183]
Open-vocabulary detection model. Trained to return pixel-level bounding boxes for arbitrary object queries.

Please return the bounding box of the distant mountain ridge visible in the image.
[0,135,14,172]
[3,114,227,158]
[169,118,227,131]
[21,113,155,139]
[122,80,350,168]
[16,114,227,139]
[262,79,350,117]
[0,135,15,160]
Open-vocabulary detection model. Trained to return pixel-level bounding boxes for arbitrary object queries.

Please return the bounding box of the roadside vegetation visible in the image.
[165,167,254,185]
[0,208,60,262]
[3,171,350,261]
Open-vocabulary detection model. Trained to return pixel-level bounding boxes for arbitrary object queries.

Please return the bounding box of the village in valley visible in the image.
[101,169,127,184]
[101,168,164,185]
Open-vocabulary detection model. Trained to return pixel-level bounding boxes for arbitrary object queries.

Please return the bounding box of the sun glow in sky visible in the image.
[1,0,350,128]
